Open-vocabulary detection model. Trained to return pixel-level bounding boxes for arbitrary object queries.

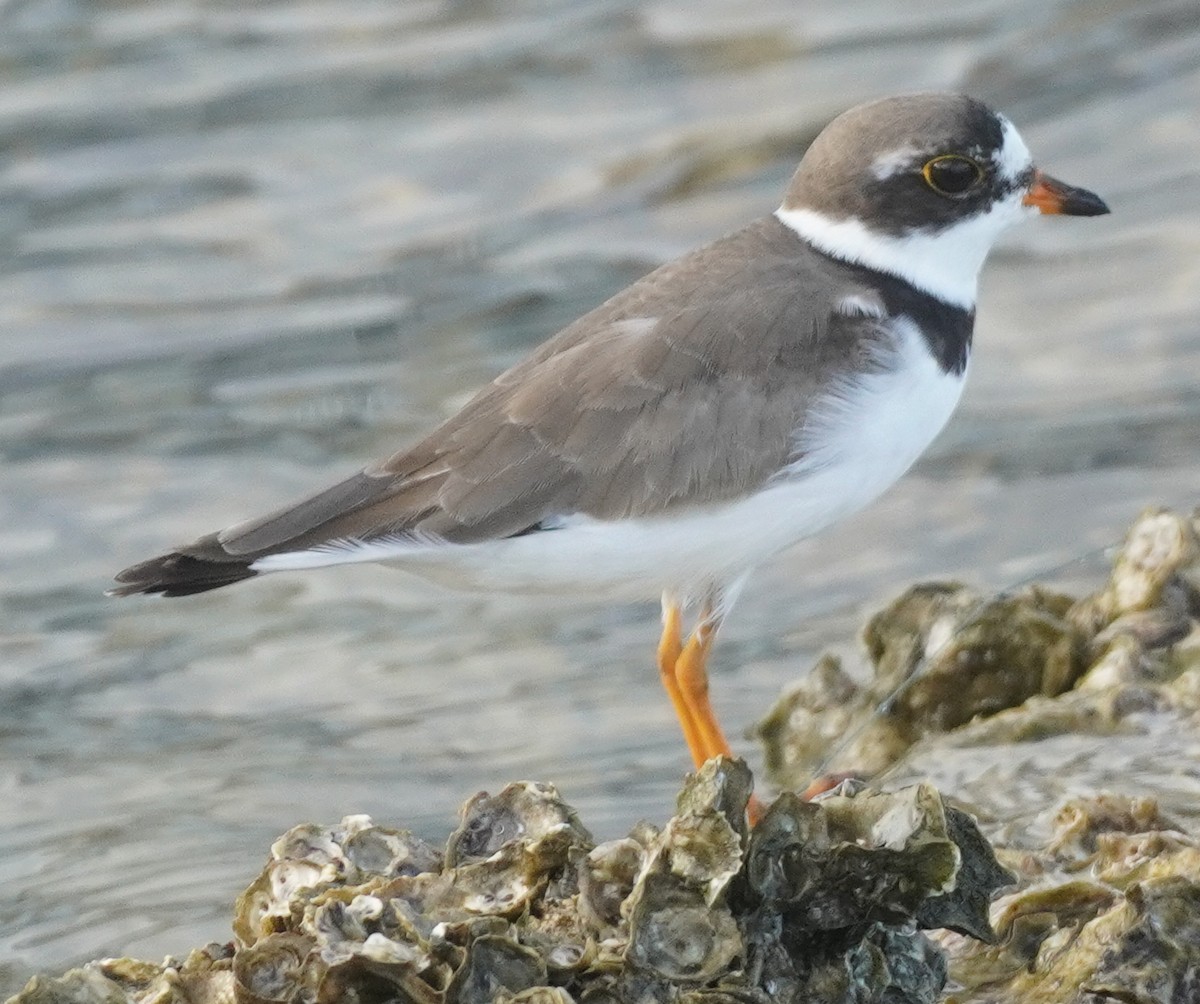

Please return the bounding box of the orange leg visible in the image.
[673,607,734,764]
[659,595,766,826]
[657,600,707,767]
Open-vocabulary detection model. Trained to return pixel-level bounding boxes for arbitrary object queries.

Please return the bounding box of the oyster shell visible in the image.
[625,872,741,984]
[744,784,960,928]
[444,934,546,1004]
[578,838,645,930]
[34,770,1200,1004]
[7,944,237,1004]
[756,583,1087,784]
[232,932,314,1004]
[446,782,591,868]
[234,815,441,947]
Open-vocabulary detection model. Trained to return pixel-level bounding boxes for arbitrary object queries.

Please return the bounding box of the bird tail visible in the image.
[109,543,258,598]
[108,467,425,598]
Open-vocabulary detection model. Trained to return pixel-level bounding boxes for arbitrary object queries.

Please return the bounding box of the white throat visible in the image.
[775,193,1035,311]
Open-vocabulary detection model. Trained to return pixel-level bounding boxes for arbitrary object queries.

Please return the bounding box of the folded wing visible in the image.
[111,219,884,597]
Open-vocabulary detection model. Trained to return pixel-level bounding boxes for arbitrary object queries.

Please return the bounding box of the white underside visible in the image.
[252,321,965,601]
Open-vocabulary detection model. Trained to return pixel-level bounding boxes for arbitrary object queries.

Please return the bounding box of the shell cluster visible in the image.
[748,505,1200,999]
[757,506,1200,785]
[944,791,1200,1003]
[8,763,1012,1004]
[15,784,1200,1004]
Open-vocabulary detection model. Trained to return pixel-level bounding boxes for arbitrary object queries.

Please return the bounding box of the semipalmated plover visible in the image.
[112,94,1108,808]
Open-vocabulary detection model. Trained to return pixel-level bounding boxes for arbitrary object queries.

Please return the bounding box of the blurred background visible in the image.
[2,0,1198,992]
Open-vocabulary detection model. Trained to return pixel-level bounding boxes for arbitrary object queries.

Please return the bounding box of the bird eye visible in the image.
[921,155,984,196]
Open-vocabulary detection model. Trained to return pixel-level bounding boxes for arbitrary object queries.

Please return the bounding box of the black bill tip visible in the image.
[1024,170,1110,216]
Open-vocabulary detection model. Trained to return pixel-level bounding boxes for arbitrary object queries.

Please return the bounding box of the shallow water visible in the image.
[2,0,1200,993]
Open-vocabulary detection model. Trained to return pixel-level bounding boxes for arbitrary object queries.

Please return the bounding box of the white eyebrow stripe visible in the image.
[870,146,921,180]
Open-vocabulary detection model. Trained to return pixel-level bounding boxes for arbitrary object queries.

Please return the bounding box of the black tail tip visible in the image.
[109,552,258,598]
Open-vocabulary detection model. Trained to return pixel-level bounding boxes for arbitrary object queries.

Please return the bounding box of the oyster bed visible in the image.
[11,508,1200,1004]
[11,777,1200,1004]
[11,765,1013,1004]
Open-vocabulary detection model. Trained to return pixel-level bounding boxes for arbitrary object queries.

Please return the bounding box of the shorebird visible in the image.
[112,93,1108,802]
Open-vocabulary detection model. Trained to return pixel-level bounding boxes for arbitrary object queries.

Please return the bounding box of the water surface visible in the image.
[2,0,1199,992]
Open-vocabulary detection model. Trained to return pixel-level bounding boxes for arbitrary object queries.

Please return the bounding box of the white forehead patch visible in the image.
[870,146,921,181]
[993,115,1033,183]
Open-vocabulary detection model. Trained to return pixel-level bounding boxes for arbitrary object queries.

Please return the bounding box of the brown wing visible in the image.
[111,218,886,596]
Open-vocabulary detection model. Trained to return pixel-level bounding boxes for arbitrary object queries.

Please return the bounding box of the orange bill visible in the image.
[1023,170,1110,216]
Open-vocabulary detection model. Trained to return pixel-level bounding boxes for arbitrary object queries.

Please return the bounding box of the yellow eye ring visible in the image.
[921,155,984,196]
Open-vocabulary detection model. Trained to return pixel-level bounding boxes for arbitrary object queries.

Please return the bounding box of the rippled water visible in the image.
[2,0,1200,993]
